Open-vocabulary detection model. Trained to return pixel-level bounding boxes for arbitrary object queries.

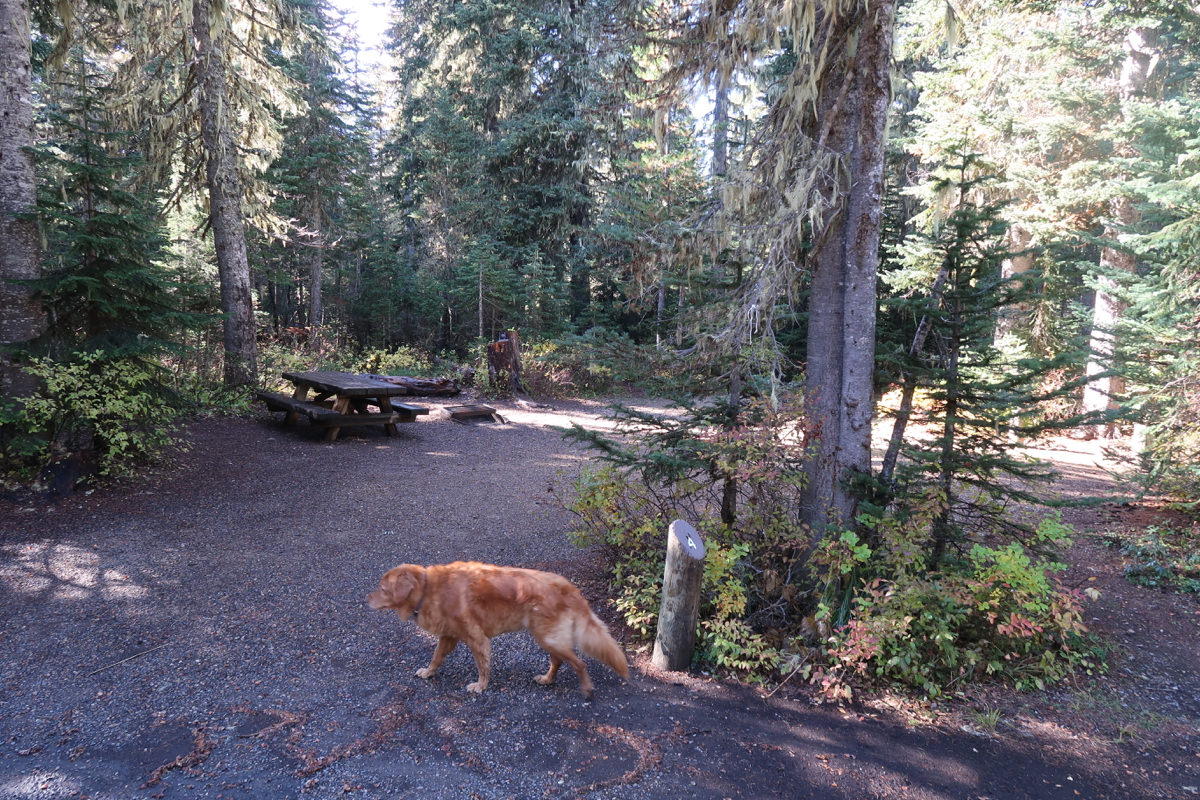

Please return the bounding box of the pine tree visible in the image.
[383,0,599,350]
[881,155,1086,564]
[257,0,381,347]
[32,54,199,362]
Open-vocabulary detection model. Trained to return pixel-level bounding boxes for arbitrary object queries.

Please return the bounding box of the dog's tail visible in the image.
[578,611,631,680]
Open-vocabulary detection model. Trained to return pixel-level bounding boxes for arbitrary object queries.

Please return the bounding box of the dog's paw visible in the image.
[416,668,435,679]
[466,681,486,693]
[534,673,555,686]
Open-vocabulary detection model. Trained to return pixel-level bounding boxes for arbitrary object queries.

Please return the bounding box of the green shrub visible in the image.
[252,343,436,395]
[566,397,813,678]
[345,346,431,377]
[257,341,327,387]
[2,352,181,480]
[521,338,616,398]
[809,511,1103,700]
[565,395,1104,697]
[1110,524,1200,595]
[569,467,785,676]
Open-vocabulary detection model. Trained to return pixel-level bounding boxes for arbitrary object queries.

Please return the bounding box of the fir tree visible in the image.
[32,54,199,362]
[881,154,1081,565]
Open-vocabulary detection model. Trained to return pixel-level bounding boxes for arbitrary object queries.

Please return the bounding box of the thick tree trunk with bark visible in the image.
[0,0,43,398]
[193,0,258,388]
[996,224,1034,341]
[801,0,896,537]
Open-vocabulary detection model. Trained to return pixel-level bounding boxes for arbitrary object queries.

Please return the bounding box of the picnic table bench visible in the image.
[257,371,430,441]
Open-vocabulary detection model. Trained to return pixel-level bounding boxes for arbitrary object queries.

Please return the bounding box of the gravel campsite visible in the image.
[1,395,1197,800]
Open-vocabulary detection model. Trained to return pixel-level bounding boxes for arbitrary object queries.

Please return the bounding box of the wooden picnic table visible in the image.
[257,371,429,441]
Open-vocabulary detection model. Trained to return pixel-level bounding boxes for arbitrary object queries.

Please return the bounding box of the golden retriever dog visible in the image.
[367,561,629,699]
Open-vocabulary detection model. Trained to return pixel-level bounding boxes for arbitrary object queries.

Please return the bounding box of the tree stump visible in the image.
[486,330,526,393]
[651,519,706,672]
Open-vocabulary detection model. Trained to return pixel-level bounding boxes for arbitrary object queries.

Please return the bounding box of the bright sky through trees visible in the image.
[334,0,390,74]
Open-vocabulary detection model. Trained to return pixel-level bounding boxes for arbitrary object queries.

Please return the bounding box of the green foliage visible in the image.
[32,52,203,363]
[881,155,1087,563]
[697,540,781,676]
[518,337,618,398]
[566,464,672,638]
[568,467,785,675]
[254,0,389,343]
[344,346,431,378]
[566,397,813,677]
[3,353,181,480]
[1107,524,1200,595]
[810,509,1103,700]
[383,0,600,351]
[256,341,329,390]
[253,343,434,395]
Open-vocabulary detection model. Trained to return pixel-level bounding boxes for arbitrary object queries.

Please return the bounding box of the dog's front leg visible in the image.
[464,636,491,693]
[535,656,561,686]
[417,636,457,679]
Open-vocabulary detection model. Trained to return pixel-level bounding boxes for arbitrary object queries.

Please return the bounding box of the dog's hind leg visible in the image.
[534,632,593,698]
[417,636,457,679]
[553,647,593,699]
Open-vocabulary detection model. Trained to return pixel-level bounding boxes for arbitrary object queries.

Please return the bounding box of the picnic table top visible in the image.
[281,371,415,397]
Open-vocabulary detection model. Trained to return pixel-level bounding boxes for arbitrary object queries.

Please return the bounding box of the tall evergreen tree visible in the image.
[258,0,379,347]
[384,0,597,350]
[108,0,303,387]
[663,0,898,541]
[31,53,192,361]
[882,156,1071,563]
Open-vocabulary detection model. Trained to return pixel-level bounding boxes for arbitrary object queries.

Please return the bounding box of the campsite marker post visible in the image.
[651,519,706,671]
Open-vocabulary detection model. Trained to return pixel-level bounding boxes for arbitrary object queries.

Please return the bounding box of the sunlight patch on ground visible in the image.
[0,769,83,797]
[0,542,149,602]
[1017,716,1093,745]
[500,398,688,433]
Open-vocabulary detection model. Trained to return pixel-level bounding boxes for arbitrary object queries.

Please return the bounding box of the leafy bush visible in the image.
[257,340,329,387]
[565,394,1103,696]
[345,346,431,377]
[1,353,181,481]
[521,338,617,398]
[1109,524,1200,595]
[808,510,1103,700]
[566,397,813,678]
[253,343,435,395]
[569,467,785,676]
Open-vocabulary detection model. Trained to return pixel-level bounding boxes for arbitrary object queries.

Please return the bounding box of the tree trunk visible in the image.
[712,80,729,182]
[306,191,324,348]
[996,224,1034,341]
[880,262,950,484]
[0,0,43,397]
[477,262,484,340]
[1081,195,1136,437]
[800,0,896,538]
[193,0,258,388]
[1081,26,1158,439]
